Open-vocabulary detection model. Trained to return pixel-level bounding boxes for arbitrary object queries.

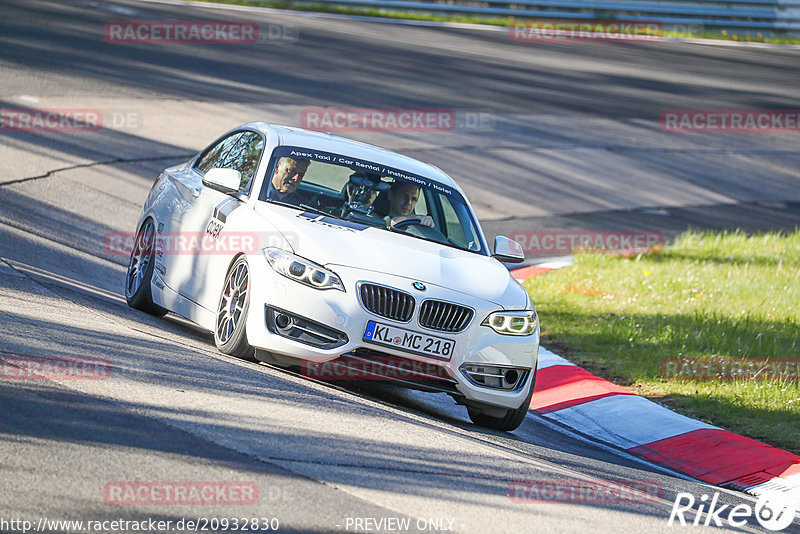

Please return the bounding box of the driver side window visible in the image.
[195,131,265,194]
[222,132,265,193]
[196,133,242,174]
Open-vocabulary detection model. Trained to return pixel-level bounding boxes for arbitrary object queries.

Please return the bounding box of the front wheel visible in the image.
[214,256,255,361]
[467,371,536,432]
[125,219,168,317]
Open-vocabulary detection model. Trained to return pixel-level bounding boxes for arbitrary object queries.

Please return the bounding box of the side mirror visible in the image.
[203,167,241,194]
[493,235,525,263]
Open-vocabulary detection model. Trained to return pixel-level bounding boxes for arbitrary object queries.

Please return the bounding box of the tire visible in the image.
[125,219,168,317]
[214,256,255,360]
[467,370,536,432]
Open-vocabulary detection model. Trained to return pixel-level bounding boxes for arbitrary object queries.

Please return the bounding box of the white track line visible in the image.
[543,395,718,450]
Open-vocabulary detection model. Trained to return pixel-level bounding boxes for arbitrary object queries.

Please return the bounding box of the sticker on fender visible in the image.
[364,320,454,360]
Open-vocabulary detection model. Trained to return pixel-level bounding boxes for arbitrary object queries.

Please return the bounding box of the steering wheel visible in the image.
[391,217,426,229]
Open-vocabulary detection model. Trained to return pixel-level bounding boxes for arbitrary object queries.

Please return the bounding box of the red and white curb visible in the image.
[510,259,573,281]
[512,262,800,505]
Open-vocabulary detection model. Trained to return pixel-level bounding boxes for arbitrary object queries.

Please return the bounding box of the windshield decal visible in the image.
[276,146,460,200]
[297,212,367,232]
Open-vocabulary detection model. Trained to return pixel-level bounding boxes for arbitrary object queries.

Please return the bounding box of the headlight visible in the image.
[263,248,345,292]
[482,310,538,336]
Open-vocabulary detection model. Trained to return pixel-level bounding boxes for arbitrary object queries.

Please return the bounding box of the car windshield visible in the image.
[258,146,486,254]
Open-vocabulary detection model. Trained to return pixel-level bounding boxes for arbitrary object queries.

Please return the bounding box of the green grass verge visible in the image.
[524,230,800,454]
[192,0,515,26]
[194,0,800,45]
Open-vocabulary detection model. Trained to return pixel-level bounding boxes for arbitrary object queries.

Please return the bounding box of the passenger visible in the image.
[266,157,310,203]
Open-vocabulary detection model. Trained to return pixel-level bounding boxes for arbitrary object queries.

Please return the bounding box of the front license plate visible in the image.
[364,321,454,360]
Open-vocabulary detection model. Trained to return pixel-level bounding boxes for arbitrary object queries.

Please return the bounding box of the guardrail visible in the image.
[302,0,800,34]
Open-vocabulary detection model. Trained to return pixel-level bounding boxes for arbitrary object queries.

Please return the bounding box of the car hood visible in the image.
[253,203,529,308]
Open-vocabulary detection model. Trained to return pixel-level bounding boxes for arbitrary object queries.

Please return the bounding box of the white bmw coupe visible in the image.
[126,124,539,431]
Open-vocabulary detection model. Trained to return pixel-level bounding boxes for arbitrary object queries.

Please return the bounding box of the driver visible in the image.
[385,181,434,228]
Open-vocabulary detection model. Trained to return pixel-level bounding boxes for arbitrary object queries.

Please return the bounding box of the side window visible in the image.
[196,133,243,174]
[441,196,466,244]
[195,131,265,194]
[440,194,480,251]
[224,132,265,193]
[414,187,429,215]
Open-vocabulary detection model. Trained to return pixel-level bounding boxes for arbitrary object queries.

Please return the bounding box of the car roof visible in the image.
[241,122,462,192]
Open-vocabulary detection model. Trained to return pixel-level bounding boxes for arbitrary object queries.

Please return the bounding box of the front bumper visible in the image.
[245,256,539,410]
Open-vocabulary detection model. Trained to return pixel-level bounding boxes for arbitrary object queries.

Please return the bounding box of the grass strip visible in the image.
[194,0,800,45]
[525,230,800,454]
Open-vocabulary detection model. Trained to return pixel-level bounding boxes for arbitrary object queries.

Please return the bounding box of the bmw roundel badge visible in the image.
[412,282,426,291]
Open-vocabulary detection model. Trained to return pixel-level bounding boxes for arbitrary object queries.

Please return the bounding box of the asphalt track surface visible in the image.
[0,0,799,532]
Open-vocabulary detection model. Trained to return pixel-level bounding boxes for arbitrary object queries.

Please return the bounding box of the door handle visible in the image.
[192,188,201,198]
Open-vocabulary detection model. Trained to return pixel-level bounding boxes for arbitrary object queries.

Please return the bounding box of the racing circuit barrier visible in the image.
[298,0,800,35]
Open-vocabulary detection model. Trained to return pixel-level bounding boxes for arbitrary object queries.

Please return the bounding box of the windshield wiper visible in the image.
[300,204,338,218]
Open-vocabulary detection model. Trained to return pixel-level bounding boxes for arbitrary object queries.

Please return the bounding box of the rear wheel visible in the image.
[467,371,536,432]
[125,219,168,316]
[214,256,255,361]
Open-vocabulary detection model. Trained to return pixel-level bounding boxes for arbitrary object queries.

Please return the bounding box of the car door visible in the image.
[160,131,242,297]
[165,130,265,308]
